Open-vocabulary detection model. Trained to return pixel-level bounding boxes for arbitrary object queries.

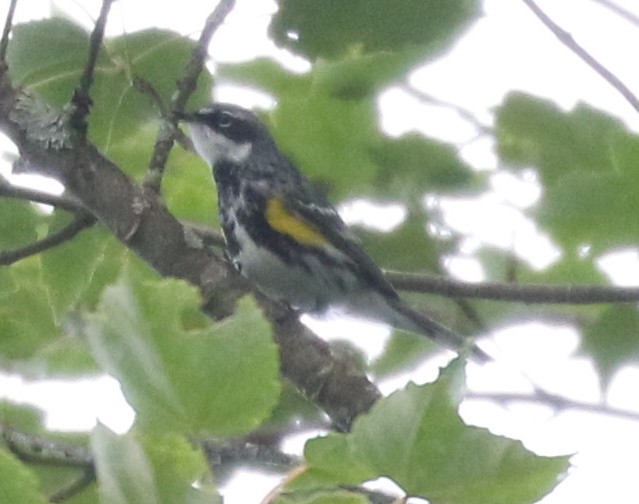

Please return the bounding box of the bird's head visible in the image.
[177,103,274,167]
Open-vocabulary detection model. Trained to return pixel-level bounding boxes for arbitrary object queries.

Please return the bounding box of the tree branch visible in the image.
[591,0,639,28]
[49,468,96,503]
[401,84,492,135]
[0,0,17,61]
[1,425,93,467]
[182,220,226,247]
[466,391,639,422]
[145,0,236,191]
[0,213,96,265]
[386,270,639,304]
[70,0,114,129]
[4,175,623,310]
[521,0,639,115]
[3,426,97,502]
[202,437,300,475]
[0,74,380,430]
[78,0,113,95]
[0,176,86,213]
[132,76,194,151]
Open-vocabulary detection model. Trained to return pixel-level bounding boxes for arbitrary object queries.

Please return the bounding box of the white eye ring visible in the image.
[218,112,233,128]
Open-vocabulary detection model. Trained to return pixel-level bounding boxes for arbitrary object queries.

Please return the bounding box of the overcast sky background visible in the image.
[2,1,639,502]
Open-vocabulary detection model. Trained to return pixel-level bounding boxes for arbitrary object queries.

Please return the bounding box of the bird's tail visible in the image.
[352,294,490,363]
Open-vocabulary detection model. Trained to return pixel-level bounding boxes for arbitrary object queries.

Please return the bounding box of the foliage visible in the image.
[298,365,569,504]
[1,0,637,502]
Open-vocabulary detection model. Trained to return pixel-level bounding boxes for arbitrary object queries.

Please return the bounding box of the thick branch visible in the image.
[258,294,382,430]
[521,0,639,115]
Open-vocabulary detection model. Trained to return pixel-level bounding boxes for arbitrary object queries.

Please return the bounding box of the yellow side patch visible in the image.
[265,197,328,247]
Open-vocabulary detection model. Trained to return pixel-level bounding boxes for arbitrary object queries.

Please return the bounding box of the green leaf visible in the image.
[7,19,212,152]
[582,305,639,390]
[496,93,639,252]
[539,171,639,251]
[496,93,626,182]
[270,0,480,59]
[91,28,213,150]
[0,198,39,250]
[0,449,48,504]
[163,139,219,226]
[85,276,281,435]
[91,425,159,504]
[0,260,60,364]
[6,18,88,105]
[310,50,425,100]
[92,426,219,504]
[300,371,569,503]
[271,97,380,198]
[369,134,480,198]
[358,214,441,272]
[0,401,46,432]
[40,216,122,320]
[141,432,218,504]
[217,58,312,99]
[370,331,437,378]
[0,256,100,377]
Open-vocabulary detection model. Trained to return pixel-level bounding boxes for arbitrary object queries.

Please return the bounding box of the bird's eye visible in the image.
[217,112,233,128]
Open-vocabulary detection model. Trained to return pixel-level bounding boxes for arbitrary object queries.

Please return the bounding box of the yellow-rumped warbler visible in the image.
[178,103,486,362]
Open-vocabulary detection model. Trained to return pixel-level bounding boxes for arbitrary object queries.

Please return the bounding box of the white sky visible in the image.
[2,0,639,502]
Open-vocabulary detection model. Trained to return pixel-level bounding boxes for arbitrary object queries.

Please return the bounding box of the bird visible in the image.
[177,103,487,362]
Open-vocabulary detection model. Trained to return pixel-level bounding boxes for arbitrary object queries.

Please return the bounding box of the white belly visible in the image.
[232,222,355,312]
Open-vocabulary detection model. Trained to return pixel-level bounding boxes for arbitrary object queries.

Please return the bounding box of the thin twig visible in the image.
[0,0,18,61]
[0,213,96,265]
[592,0,639,28]
[466,391,639,422]
[49,467,96,503]
[173,0,236,112]
[402,84,492,134]
[0,176,87,213]
[521,0,639,115]
[134,75,194,151]
[79,0,113,93]
[70,0,114,129]
[386,270,639,304]
[144,0,236,192]
[132,75,170,117]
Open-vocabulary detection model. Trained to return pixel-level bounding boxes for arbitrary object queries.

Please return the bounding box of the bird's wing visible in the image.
[280,185,399,300]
